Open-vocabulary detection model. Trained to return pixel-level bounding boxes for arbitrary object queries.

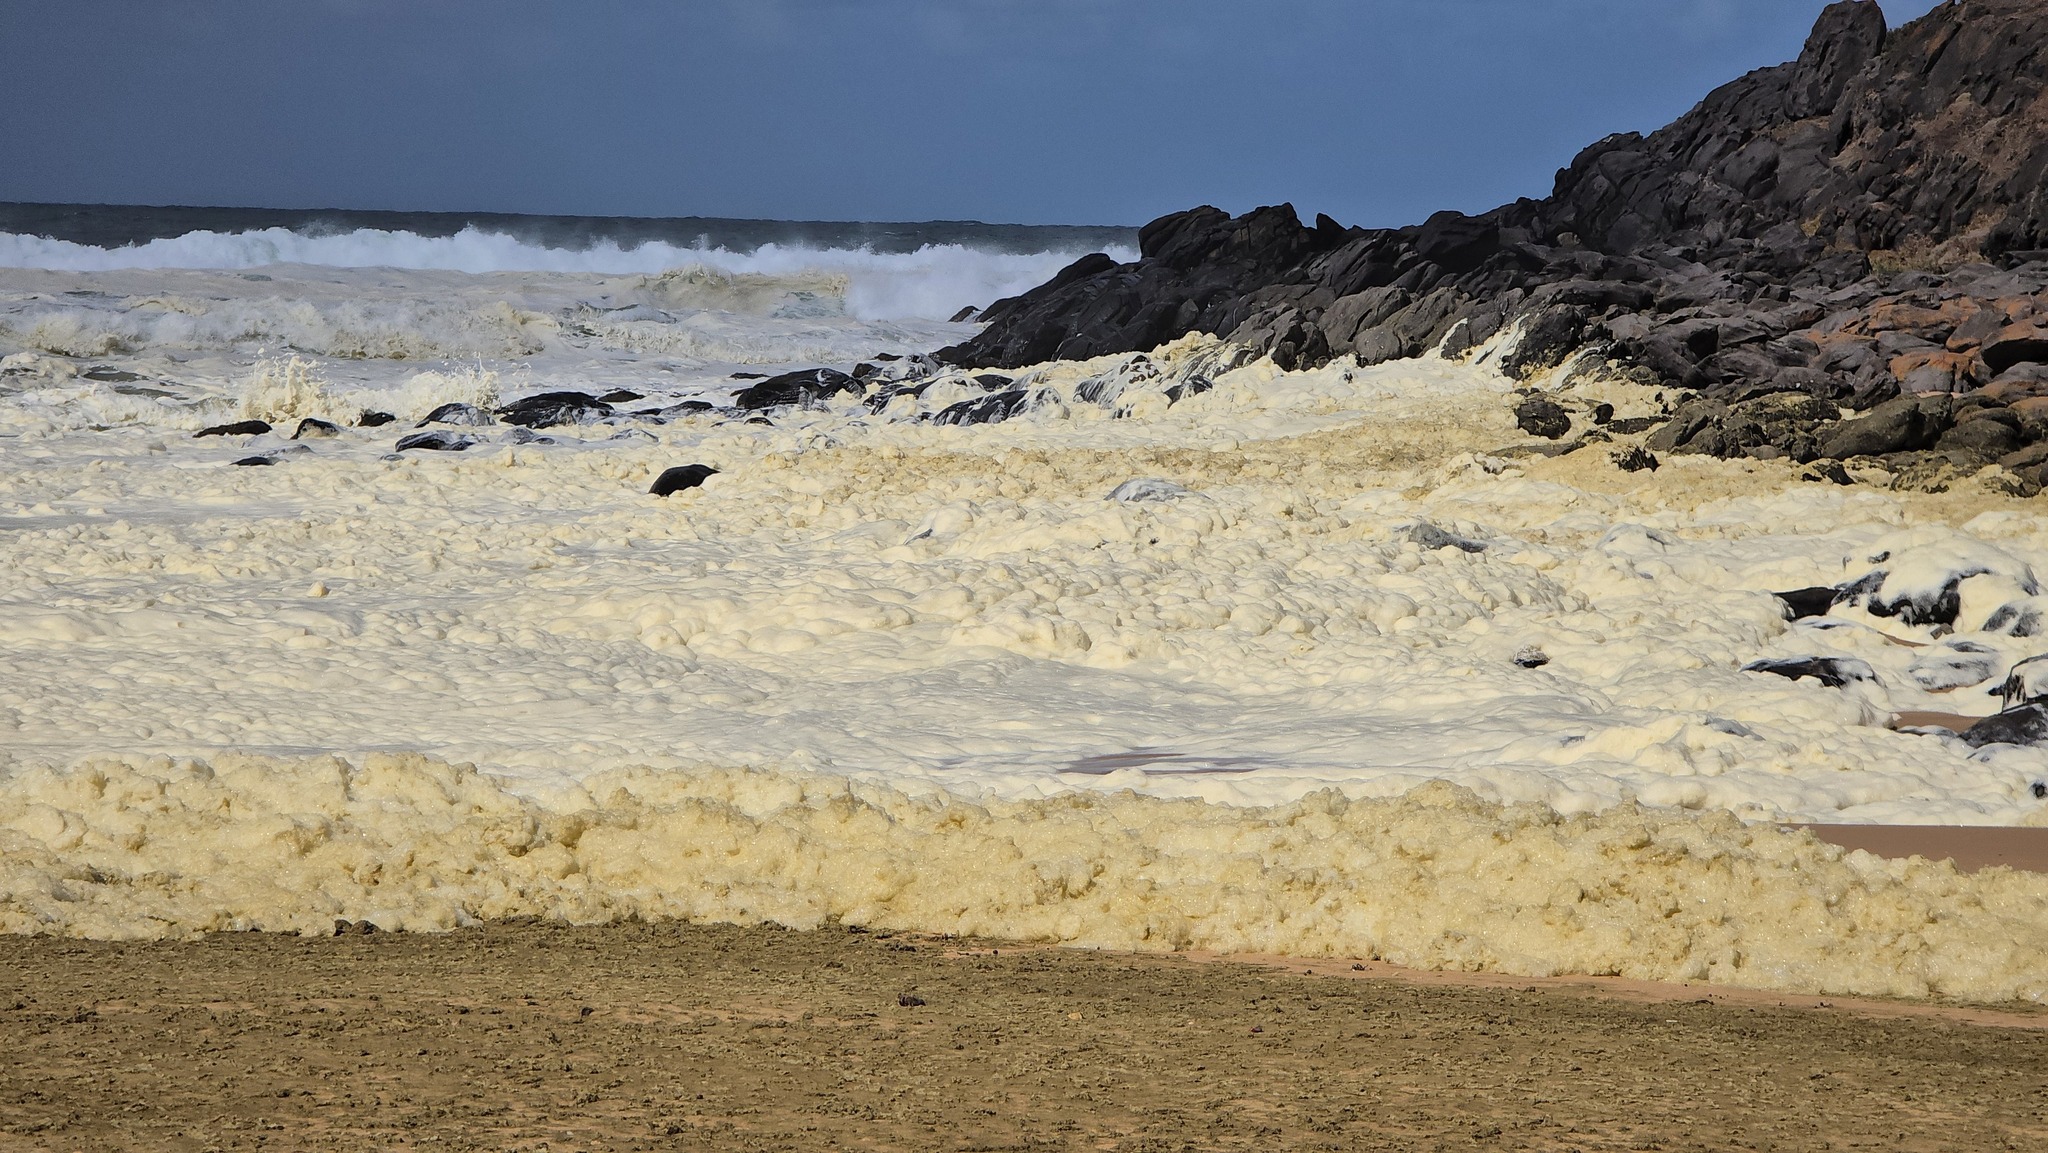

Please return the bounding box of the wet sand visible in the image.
[3,921,2044,1152]
[1800,824,2048,874]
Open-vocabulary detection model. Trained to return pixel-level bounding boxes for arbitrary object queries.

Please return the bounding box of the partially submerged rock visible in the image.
[733,368,860,410]
[1741,657,1877,689]
[498,391,615,428]
[1106,478,1192,503]
[395,430,478,452]
[650,464,719,496]
[195,420,271,438]
[418,403,493,428]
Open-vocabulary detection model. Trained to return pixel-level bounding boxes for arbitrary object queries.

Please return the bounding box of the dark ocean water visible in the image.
[0,201,1138,256]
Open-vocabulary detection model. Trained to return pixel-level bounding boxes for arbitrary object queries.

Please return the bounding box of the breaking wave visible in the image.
[0,227,1136,321]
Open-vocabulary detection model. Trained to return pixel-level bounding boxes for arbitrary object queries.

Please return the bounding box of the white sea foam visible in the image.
[0,227,1135,321]
[4,753,2043,1003]
[6,264,2048,999]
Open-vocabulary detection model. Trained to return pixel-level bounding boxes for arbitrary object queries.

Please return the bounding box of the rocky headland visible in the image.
[939,0,2048,491]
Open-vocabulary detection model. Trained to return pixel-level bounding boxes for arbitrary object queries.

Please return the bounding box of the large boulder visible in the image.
[1817,395,1954,459]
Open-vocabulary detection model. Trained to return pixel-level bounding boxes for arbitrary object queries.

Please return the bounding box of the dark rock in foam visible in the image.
[1962,703,2048,749]
[650,464,719,496]
[498,391,615,428]
[395,430,477,452]
[194,419,271,438]
[733,368,860,410]
[418,402,493,427]
[1741,656,1877,689]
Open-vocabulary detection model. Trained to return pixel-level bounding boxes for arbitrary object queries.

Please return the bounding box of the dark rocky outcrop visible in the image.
[936,1,2048,478]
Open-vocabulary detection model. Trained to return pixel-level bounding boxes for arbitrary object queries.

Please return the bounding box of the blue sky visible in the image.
[0,1,1943,227]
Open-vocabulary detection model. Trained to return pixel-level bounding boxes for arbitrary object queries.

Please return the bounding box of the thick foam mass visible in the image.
[9,262,2048,998]
[4,752,2042,1003]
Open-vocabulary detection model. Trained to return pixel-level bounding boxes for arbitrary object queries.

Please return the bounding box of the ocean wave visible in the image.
[0,227,1135,321]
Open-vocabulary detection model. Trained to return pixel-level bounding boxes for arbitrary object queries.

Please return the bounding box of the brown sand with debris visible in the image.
[3,921,2045,1152]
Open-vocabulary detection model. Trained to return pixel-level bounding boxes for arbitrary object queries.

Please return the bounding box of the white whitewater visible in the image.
[2,250,2046,1002]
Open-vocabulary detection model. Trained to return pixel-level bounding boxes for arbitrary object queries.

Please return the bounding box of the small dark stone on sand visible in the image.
[194,419,272,438]
[2032,781,2048,799]
[897,994,926,1007]
[358,411,398,427]
[650,464,719,496]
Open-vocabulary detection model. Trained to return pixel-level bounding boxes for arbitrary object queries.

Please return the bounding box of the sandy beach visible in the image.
[3,920,2045,1153]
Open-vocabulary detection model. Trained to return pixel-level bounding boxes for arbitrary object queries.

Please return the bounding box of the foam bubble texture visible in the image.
[3,752,2042,1003]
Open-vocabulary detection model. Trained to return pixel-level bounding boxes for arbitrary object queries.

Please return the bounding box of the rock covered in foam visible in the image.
[1836,540,2039,629]
[291,417,342,439]
[418,402,493,428]
[497,391,615,429]
[1741,656,1877,689]
[395,430,477,452]
[1906,641,2002,692]
[733,368,860,410]
[932,389,1030,426]
[1106,478,1192,503]
[1404,522,1489,554]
